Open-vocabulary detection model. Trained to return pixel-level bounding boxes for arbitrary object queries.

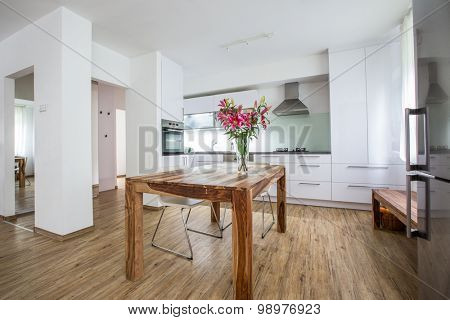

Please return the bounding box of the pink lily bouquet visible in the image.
[216,97,271,172]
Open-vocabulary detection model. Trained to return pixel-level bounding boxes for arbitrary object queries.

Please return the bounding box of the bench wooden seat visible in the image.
[372,189,418,230]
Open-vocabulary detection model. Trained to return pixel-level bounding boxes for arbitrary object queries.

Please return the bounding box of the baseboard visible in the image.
[92,184,99,198]
[34,225,94,241]
[0,214,17,222]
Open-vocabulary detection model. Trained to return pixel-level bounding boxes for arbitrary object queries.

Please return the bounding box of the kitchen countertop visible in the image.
[188,151,331,155]
[431,149,450,155]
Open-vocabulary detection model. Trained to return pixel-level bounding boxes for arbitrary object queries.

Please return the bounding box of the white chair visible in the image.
[151,196,224,260]
[259,188,275,238]
[220,185,275,238]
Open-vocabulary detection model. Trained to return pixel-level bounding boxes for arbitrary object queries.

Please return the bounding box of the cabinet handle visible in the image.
[347,165,389,169]
[298,182,321,186]
[347,185,389,189]
[298,164,321,168]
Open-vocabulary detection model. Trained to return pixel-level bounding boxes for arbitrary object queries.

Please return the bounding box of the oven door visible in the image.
[162,128,184,155]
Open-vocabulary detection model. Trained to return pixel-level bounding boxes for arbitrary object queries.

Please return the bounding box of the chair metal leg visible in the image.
[151,206,193,260]
[186,203,224,238]
[220,203,232,231]
[261,193,275,239]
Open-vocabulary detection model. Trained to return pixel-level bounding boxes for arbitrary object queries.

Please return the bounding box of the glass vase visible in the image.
[235,135,250,173]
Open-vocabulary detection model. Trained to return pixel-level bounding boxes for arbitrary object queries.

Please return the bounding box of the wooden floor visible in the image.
[0,178,418,299]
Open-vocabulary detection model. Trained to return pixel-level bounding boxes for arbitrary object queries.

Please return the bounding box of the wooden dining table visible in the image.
[15,156,26,188]
[125,163,286,299]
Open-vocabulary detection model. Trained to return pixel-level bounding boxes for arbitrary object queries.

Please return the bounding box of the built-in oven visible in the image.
[162,119,184,155]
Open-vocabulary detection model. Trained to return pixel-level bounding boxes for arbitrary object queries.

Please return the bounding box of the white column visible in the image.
[126,52,162,206]
[0,78,15,217]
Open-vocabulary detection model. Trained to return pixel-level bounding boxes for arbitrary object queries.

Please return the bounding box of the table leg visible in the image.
[211,201,220,223]
[372,192,381,229]
[277,170,286,233]
[125,181,144,281]
[231,189,253,300]
[18,160,25,188]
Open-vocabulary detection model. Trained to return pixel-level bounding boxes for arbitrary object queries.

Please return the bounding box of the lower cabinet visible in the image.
[162,155,194,169]
[254,153,332,201]
[332,183,405,204]
[288,181,332,201]
[331,164,406,204]
[332,164,406,185]
[193,154,224,166]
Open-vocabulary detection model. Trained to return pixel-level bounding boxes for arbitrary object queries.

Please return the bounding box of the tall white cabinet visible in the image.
[366,43,403,165]
[329,48,368,164]
[161,56,183,122]
[329,42,405,205]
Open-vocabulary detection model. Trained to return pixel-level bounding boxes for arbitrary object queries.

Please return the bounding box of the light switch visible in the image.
[39,104,47,112]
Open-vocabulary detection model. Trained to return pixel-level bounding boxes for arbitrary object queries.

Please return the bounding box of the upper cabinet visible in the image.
[213,90,258,110]
[161,56,183,122]
[184,90,257,115]
[184,95,215,115]
[329,48,368,164]
[366,42,404,164]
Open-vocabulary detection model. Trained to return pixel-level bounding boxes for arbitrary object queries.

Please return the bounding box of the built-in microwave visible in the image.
[162,119,184,155]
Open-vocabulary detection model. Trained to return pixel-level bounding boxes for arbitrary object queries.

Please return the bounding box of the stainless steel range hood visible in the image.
[272,82,309,116]
[426,62,448,104]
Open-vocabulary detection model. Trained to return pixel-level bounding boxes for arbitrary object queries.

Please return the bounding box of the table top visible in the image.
[127,164,285,191]
[15,156,25,160]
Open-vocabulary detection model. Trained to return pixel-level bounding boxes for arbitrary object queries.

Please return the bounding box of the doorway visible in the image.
[91,81,126,195]
[8,69,35,231]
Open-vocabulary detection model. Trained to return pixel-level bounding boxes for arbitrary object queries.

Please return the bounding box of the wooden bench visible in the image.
[372,189,418,230]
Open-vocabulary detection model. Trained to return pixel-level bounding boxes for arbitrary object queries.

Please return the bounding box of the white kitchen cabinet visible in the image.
[183,95,215,115]
[161,56,183,122]
[289,181,332,201]
[183,90,257,115]
[329,48,368,164]
[366,42,403,165]
[332,164,406,186]
[287,163,331,182]
[254,154,331,165]
[162,155,193,169]
[213,90,258,109]
[329,45,405,205]
[193,154,224,166]
[332,183,405,204]
[254,153,332,201]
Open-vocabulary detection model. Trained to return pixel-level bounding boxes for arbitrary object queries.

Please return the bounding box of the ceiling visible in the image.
[0,0,411,76]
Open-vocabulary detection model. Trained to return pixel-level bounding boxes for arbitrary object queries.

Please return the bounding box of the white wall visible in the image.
[92,42,130,87]
[0,8,93,235]
[116,109,126,176]
[0,78,15,216]
[184,53,329,96]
